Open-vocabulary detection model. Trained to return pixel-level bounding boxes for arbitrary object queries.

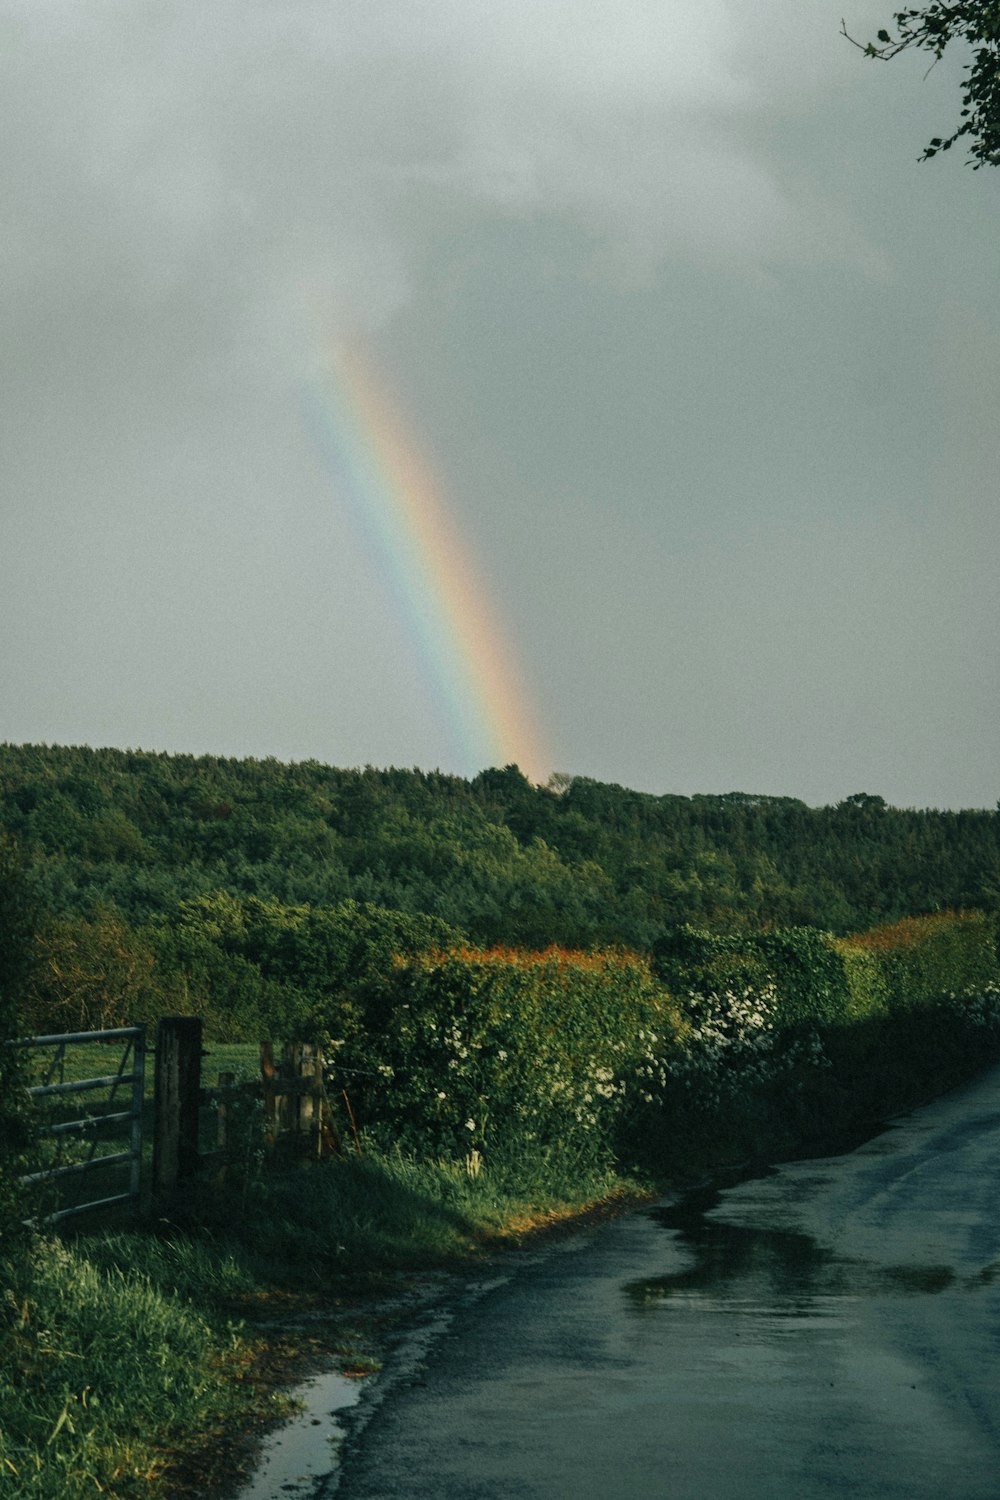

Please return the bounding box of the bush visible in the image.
[155,893,463,1041]
[652,924,850,1028]
[838,910,997,1010]
[837,944,892,1021]
[755,927,850,1026]
[644,913,1000,1167]
[338,945,681,1176]
[651,926,772,1004]
[20,908,163,1036]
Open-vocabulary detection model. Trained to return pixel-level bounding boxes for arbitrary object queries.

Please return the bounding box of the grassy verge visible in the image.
[0,1147,644,1500]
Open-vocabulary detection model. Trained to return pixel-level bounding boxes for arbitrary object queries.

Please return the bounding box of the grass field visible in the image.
[17,1036,259,1092]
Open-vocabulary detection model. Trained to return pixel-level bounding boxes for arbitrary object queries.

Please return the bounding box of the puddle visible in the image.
[626,1186,960,1322]
[234,1367,368,1500]
[233,1267,520,1500]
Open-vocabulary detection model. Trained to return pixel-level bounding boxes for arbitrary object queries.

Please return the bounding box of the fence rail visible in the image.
[8,1019,347,1223]
[7,1025,146,1223]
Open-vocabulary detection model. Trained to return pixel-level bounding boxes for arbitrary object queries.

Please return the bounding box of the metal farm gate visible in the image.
[7,1020,346,1222]
[8,1025,147,1223]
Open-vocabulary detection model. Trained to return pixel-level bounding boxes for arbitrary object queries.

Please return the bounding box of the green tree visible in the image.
[22,908,162,1035]
[843,4,1000,166]
[0,837,37,1245]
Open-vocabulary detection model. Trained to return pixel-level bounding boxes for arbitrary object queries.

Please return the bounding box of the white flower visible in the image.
[437,1090,447,1099]
[465,1119,476,1131]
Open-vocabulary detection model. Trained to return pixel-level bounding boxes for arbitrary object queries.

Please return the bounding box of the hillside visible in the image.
[2,744,997,947]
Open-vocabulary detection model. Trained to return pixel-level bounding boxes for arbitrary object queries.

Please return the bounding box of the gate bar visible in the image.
[7,1027,146,1048]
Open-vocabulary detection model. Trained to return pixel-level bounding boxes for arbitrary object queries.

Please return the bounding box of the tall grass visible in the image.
[0,1237,259,1499]
[173,1142,630,1279]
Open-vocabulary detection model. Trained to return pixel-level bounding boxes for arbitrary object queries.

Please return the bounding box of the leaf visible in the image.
[46,1402,72,1445]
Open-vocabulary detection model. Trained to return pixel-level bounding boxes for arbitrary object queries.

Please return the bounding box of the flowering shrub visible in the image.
[665,984,790,1102]
[334,914,1000,1179]
[627,979,834,1166]
[961,983,1000,1036]
[336,946,681,1173]
[652,925,851,1028]
[626,914,1000,1167]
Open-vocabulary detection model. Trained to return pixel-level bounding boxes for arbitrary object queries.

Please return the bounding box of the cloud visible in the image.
[0,0,889,356]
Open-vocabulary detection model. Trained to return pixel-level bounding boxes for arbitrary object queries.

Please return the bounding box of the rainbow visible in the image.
[300,342,549,782]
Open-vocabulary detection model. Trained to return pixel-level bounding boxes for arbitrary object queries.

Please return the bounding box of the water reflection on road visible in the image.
[631,1184,959,1314]
[252,1064,1000,1499]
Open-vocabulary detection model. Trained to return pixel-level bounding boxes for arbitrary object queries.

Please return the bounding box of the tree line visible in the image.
[1,744,997,945]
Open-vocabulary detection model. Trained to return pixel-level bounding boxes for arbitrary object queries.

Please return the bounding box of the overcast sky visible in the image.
[2,1,998,809]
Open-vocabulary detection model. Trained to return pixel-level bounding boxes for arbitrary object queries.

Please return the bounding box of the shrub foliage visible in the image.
[339,945,680,1175]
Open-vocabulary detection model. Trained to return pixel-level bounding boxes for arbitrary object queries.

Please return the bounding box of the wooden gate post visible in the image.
[278,1043,301,1140]
[305,1044,326,1158]
[259,1038,335,1161]
[153,1016,203,1198]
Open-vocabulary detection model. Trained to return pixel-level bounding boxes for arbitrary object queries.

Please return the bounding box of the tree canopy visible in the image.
[843,3,1000,166]
[1,744,998,1040]
[1,743,997,947]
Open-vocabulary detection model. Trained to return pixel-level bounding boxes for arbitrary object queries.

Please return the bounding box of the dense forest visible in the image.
[2,743,997,948]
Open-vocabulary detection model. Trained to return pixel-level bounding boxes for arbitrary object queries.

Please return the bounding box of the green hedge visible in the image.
[837,911,998,1012]
[640,911,1000,1167]
[326,912,1000,1177]
[651,924,850,1027]
[338,945,681,1174]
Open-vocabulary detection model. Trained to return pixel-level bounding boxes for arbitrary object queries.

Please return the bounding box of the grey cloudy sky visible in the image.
[2,1,998,808]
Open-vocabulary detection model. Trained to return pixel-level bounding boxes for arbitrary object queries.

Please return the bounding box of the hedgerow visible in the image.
[636,910,1000,1164]
[332,910,1000,1178]
[337,945,682,1177]
[836,909,998,1011]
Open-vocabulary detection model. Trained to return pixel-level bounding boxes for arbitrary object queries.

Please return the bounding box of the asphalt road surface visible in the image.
[330,1064,1000,1500]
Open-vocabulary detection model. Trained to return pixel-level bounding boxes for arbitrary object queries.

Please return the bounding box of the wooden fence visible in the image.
[154,1018,344,1198]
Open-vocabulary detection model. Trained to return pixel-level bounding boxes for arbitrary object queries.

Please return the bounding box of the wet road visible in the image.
[332,1064,1000,1499]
